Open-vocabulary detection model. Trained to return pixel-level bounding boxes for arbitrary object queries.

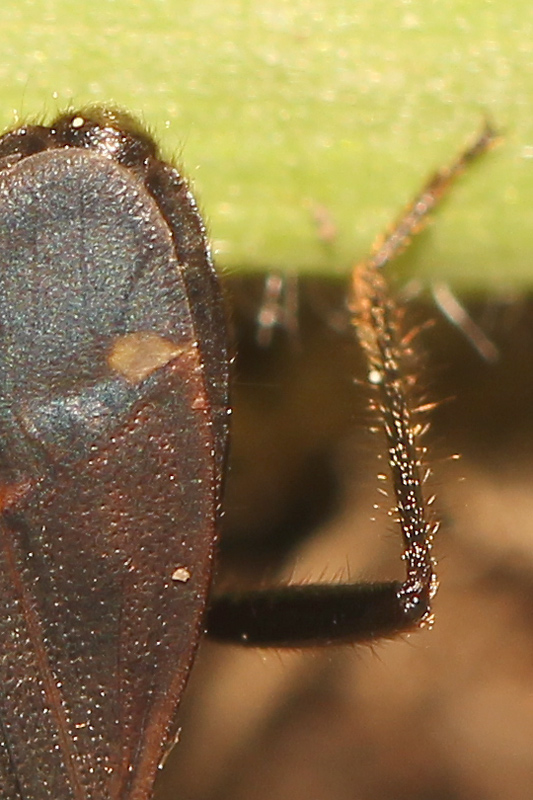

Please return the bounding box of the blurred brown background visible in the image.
[156,277,533,800]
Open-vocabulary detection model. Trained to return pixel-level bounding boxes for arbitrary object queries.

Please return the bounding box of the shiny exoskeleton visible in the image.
[0,109,228,800]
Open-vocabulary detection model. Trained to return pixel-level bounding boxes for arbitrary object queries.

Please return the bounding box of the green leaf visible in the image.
[0,0,531,288]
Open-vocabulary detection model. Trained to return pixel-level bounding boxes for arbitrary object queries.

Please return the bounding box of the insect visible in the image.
[0,107,493,799]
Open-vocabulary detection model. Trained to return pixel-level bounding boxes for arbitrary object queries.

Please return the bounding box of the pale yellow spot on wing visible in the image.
[108,332,187,384]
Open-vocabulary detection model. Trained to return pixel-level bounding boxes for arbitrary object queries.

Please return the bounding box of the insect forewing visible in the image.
[0,124,227,800]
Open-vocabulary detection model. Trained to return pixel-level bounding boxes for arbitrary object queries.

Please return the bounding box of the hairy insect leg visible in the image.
[207,582,417,646]
[208,126,497,648]
[360,121,498,272]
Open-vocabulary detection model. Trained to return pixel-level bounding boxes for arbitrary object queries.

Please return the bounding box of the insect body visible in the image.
[0,109,229,799]
[0,108,490,799]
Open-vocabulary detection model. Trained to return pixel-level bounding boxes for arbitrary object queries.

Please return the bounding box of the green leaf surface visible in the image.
[0,0,531,289]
